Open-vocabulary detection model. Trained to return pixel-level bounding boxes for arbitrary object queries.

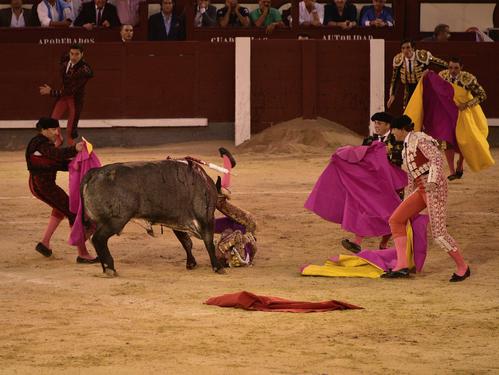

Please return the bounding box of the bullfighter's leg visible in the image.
[173,230,197,270]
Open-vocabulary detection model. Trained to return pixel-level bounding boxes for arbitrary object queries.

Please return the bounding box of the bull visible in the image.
[81,159,225,276]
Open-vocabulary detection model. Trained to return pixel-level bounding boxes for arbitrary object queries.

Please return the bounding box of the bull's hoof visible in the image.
[103,268,118,277]
[214,267,226,274]
[186,261,197,270]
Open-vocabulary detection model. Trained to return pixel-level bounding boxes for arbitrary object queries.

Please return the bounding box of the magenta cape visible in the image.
[304,142,407,237]
[421,71,459,149]
[68,147,101,246]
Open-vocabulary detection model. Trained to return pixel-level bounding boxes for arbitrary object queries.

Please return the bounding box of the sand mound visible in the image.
[237,117,362,154]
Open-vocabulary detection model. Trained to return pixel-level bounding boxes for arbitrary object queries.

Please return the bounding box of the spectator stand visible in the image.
[0,0,148,42]
[178,0,404,41]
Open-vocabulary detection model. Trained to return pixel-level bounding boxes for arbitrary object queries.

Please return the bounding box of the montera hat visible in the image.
[370,111,394,123]
[36,117,60,130]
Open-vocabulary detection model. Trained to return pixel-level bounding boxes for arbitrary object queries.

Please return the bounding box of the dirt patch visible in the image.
[0,136,498,374]
[237,117,363,154]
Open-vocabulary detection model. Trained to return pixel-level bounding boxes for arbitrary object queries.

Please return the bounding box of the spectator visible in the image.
[466,26,494,42]
[422,24,450,42]
[0,0,36,27]
[324,0,357,29]
[250,0,284,34]
[148,0,185,40]
[217,0,250,28]
[360,0,393,28]
[194,0,217,27]
[299,0,323,27]
[111,0,142,26]
[74,0,121,30]
[66,0,83,22]
[120,23,133,41]
[37,0,73,27]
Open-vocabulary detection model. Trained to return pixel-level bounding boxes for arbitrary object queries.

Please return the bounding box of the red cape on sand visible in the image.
[205,291,363,313]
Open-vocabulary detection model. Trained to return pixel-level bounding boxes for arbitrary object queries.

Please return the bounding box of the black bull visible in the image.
[81,159,225,276]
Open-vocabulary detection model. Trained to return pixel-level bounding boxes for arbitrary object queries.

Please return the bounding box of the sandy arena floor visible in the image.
[0,139,498,374]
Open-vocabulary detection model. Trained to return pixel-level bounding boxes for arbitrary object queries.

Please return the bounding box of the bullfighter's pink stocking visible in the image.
[42,215,63,249]
[448,250,468,276]
[394,236,409,270]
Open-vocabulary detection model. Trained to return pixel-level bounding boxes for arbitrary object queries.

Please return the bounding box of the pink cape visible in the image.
[304,142,407,237]
[205,291,362,313]
[68,146,101,246]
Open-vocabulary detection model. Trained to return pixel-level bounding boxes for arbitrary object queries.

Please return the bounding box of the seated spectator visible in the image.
[466,26,494,42]
[0,0,36,27]
[74,0,121,29]
[194,0,217,27]
[250,0,284,34]
[324,0,357,29]
[360,0,393,28]
[120,23,133,41]
[422,24,450,42]
[66,0,83,23]
[217,0,250,27]
[148,0,185,40]
[111,0,142,27]
[37,0,73,27]
[299,0,323,27]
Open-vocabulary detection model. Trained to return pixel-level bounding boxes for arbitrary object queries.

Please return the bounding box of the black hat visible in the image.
[391,115,414,130]
[370,111,394,124]
[36,117,60,130]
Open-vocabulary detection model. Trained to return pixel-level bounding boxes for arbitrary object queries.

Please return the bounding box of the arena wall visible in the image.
[0,40,498,149]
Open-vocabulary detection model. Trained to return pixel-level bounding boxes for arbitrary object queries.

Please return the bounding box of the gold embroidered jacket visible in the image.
[389,49,448,96]
[438,69,487,107]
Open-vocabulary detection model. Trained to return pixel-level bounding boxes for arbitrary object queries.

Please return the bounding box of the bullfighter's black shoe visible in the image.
[381,268,411,278]
[76,256,100,264]
[341,239,361,254]
[35,242,52,257]
[449,266,470,282]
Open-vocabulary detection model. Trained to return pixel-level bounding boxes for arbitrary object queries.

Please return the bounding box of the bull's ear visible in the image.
[215,176,222,193]
[218,147,236,168]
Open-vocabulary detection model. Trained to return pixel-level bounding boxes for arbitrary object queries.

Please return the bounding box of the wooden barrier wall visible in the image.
[0,40,497,136]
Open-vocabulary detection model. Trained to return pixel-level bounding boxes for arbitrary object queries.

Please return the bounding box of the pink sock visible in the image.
[448,250,468,275]
[77,243,93,259]
[393,236,408,270]
[444,149,456,174]
[42,215,63,248]
[354,235,363,246]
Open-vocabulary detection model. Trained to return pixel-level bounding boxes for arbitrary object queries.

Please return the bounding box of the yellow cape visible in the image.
[301,223,415,278]
[404,79,494,172]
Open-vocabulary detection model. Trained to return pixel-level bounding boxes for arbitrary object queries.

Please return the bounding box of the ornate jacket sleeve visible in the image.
[417,138,443,185]
[429,54,448,69]
[389,64,401,97]
[466,77,487,106]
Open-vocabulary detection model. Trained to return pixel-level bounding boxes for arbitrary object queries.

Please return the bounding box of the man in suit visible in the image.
[74,0,120,30]
[148,0,185,41]
[0,0,35,27]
